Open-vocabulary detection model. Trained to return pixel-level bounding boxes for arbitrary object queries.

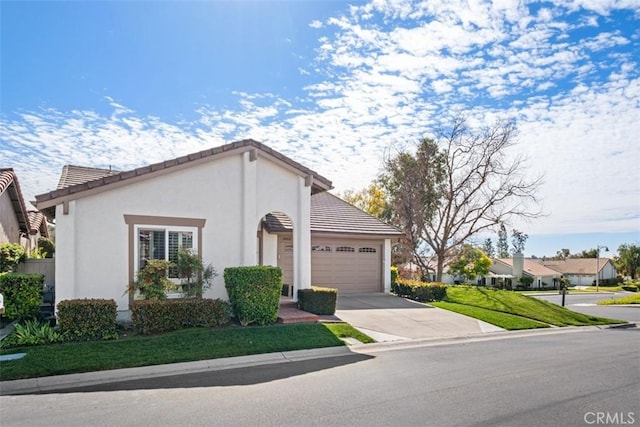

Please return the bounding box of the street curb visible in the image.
[347,326,603,353]
[0,346,352,396]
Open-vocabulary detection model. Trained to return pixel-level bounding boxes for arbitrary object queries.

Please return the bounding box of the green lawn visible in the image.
[430,301,550,330]
[0,322,370,381]
[441,286,624,327]
[598,293,640,305]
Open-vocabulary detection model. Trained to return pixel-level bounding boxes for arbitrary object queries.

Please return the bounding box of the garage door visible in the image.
[311,239,382,293]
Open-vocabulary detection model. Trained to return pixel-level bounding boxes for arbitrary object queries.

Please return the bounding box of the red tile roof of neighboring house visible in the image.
[27,211,49,238]
[0,168,30,234]
[542,258,611,275]
[0,168,49,238]
[495,258,561,277]
[264,192,403,237]
[36,139,333,217]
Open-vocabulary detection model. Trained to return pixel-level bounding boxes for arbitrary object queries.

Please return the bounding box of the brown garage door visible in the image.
[311,239,382,293]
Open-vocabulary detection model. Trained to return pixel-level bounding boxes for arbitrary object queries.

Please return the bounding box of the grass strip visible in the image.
[430,301,550,330]
[444,286,624,326]
[0,323,350,381]
[323,323,375,344]
[597,293,640,305]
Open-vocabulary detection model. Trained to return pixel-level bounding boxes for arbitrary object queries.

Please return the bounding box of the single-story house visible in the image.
[491,256,561,289]
[541,258,617,286]
[35,139,402,311]
[0,168,49,255]
[406,254,561,289]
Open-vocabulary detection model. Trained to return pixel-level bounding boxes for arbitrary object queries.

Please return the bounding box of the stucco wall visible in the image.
[0,190,21,244]
[54,151,310,310]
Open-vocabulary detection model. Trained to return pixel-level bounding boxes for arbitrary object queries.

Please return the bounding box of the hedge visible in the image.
[57,299,118,341]
[391,278,447,302]
[131,298,231,335]
[224,266,282,326]
[298,286,337,315]
[621,285,638,292]
[0,273,44,319]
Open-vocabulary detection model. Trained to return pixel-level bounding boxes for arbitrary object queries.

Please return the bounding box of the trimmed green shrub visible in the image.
[224,266,282,326]
[57,299,118,341]
[0,273,44,319]
[391,278,447,302]
[621,285,638,292]
[592,277,624,287]
[0,243,26,273]
[131,298,231,335]
[298,286,337,315]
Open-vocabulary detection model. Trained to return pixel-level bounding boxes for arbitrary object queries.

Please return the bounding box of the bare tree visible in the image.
[381,117,542,281]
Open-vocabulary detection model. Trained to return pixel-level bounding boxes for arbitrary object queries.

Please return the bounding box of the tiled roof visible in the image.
[36,139,333,211]
[27,211,49,237]
[0,168,29,234]
[542,258,610,275]
[495,258,561,277]
[57,165,120,189]
[264,192,403,237]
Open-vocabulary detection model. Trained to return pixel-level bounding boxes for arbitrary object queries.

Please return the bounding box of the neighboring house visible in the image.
[541,258,617,286]
[492,256,561,289]
[408,254,561,289]
[0,168,49,254]
[35,139,402,311]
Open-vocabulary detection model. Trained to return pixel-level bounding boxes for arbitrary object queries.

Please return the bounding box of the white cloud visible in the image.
[1,0,639,238]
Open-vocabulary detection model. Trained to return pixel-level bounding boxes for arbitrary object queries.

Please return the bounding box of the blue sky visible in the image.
[1,0,639,258]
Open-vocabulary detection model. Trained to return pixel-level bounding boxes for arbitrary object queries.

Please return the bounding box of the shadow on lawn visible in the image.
[32,353,374,395]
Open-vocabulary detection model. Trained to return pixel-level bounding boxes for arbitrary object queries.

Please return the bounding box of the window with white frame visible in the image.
[137,226,196,279]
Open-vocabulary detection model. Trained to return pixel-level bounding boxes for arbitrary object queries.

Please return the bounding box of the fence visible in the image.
[16,259,55,288]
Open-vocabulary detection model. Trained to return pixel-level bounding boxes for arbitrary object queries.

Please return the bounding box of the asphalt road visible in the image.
[1,327,638,427]
[534,292,640,323]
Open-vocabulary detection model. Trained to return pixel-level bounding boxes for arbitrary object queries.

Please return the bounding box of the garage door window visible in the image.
[312,245,332,252]
[336,246,355,253]
[359,247,377,253]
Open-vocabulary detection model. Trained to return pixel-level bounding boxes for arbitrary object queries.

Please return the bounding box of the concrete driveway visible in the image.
[335,293,503,342]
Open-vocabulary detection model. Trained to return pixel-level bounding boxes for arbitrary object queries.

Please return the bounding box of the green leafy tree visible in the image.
[380,118,541,281]
[448,245,492,282]
[555,248,571,259]
[497,224,510,258]
[570,248,598,258]
[614,243,640,279]
[342,183,389,219]
[0,243,26,273]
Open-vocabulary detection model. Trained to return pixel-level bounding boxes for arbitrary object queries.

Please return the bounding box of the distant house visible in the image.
[407,253,561,289]
[0,168,49,254]
[541,258,617,286]
[492,256,561,289]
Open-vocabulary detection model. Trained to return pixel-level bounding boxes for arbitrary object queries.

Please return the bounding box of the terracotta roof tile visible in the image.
[1,168,48,236]
[542,258,611,274]
[496,258,561,277]
[264,192,403,237]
